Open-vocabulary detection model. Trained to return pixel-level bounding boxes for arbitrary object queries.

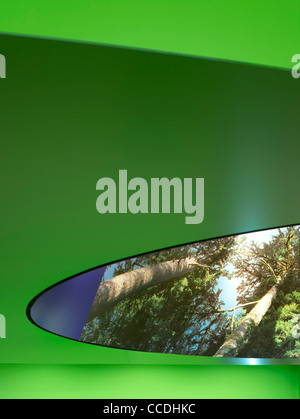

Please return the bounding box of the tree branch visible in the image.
[216,300,260,313]
[260,258,278,281]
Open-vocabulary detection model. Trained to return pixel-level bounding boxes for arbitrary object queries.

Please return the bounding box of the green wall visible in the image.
[0,1,299,399]
[1,0,300,70]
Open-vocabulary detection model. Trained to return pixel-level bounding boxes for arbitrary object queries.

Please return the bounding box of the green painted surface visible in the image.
[0,34,299,367]
[0,1,300,69]
[0,1,300,397]
[0,364,299,399]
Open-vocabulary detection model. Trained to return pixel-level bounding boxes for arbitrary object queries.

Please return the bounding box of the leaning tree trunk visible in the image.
[213,277,283,358]
[87,257,202,320]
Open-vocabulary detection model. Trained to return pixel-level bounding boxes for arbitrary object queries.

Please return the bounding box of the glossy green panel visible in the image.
[0,34,299,366]
[0,1,300,69]
[1,0,300,397]
[0,364,298,399]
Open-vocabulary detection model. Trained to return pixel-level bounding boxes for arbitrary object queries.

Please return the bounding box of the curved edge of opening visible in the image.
[26,222,300,365]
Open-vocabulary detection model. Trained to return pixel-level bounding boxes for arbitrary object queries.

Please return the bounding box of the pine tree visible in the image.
[214,227,300,358]
[81,236,235,354]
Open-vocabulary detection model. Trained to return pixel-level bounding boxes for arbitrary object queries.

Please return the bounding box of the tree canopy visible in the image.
[233,226,300,358]
[81,226,300,359]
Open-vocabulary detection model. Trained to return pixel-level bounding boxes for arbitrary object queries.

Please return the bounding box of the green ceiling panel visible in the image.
[1,0,300,69]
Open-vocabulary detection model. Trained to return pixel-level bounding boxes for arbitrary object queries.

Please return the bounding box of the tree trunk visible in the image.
[213,277,283,358]
[87,257,201,320]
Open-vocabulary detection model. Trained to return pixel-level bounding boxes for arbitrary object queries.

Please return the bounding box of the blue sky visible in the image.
[102,227,283,310]
[217,228,281,310]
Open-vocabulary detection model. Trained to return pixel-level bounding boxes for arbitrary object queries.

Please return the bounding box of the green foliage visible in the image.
[238,279,300,358]
[81,236,235,355]
[235,226,300,303]
[231,226,300,358]
[82,227,300,358]
[82,272,227,354]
